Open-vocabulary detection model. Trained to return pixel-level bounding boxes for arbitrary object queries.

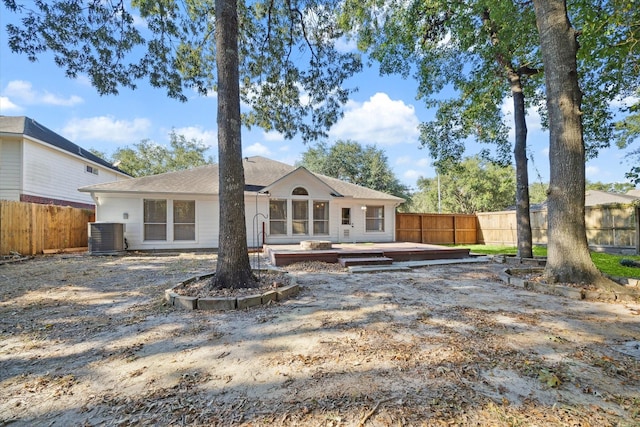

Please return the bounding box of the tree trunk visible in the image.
[532,0,603,284]
[481,9,534,259]
[211,0,257,289]
[509,72,534,259]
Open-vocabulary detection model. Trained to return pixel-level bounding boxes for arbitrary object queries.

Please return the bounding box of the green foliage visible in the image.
[407,156,516,214]
[96,131,214,177]
[339,0,542,169]
[4,0,362,142]
[571,1,640,162]
[529,182,548,205]
[298,140,410,200]
[586,180,637,194]
[590,252,640,279]
[340,0,640,168]
[614,101,640,185]
[459,245,640,278]
[455,244,547,256]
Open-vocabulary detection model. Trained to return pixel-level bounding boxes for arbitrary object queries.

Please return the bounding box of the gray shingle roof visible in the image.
[626,189,640,198]
[79,156,404,201]
[0,116,129,175]
[585,190,639,206]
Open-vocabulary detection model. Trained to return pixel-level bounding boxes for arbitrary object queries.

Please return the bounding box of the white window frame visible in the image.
[365,205,385,232]
[173,200,196,241]
[144,199,167,241]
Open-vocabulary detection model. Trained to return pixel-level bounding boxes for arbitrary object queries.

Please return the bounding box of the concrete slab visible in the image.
[396,256,491,268]
[348,265,411,273]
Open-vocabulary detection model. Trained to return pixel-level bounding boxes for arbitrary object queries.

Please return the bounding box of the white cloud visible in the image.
[263,130,285,142]
[610,94,639,109]
[329,92,420,145]
[0,96,22,113]
[171,126,217,148]
[3,80,83,107]
[244,142,271,156]
[416,157,431,167]
[61,116,151,143]
[335,36,358,53]
[403,169,423,182]
[395,156,413,165]
[396,156,430,168]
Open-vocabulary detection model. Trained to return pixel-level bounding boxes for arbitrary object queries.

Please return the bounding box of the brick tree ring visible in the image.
[164,270,299,311]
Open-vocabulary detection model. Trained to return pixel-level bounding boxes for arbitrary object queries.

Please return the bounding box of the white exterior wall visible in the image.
[88,170,399,251]
[0,138,22,201]
[245,193,270,248]
[94,193,219,250]
[22,139,124,206]
[260,172,398,245]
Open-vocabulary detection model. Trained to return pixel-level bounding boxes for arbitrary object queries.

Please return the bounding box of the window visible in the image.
[313,201,329,234]
[86,165,99,175]
[269,200,287,235]
[292,200,308,235]
[174,200,195,240]
[292,187,308,195]
[365,205,385,232]
[341,208,351,225]
[144,199,167,240]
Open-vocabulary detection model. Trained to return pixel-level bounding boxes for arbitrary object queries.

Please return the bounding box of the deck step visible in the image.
[336,250,385,258]
[338,256,393,267]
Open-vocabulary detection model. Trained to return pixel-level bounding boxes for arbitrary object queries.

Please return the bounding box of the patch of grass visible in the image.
[455,244,547,257]
[590,252,640,279]
[454,244,640,279]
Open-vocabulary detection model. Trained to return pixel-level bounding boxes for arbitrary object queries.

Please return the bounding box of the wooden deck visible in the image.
[264,242,471,267]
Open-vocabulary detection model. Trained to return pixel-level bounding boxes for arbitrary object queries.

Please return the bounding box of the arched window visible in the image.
[292,187,308,196]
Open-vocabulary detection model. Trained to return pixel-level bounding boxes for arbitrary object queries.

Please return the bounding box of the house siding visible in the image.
[22,138,123,206]
[94,194,219,250]
[0,138,22,201]
[82,156,402,250]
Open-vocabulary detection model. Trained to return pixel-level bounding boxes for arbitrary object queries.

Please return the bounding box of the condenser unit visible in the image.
[89,222,125,255]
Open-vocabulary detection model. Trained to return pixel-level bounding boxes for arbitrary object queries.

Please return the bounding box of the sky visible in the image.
[0,6,636,192]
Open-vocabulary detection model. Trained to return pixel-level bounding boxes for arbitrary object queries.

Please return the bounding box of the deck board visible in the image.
[264,243,471,267]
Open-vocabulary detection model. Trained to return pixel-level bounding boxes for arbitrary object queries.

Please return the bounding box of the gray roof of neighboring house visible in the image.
[79,156,405,202]
[506,188,640,211]
[0,115,128,175]
[585,189,639,206]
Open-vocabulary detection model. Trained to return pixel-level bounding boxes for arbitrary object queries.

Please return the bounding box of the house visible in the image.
[585,189,639,206]
[0,116,130,209]
[627,189,640,198]
[78,156,405,250]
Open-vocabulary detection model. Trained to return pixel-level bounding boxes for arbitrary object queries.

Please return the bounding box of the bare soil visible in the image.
[1,252,639,426]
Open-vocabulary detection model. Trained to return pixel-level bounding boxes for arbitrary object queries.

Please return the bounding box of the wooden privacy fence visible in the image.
[476,204,639,250]
[396,213,477,244]
[0,200,95,256]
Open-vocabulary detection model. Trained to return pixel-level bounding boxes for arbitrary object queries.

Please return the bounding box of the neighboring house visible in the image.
[79,156,405,250]
[0,116,130,209]
[627,189,640,198]
[522,189,640,212]
[585,189,639,206]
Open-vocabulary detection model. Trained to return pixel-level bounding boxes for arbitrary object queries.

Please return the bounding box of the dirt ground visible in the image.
[1,252,639,426]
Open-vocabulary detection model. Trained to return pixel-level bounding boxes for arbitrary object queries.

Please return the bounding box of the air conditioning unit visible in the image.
[89,222,125,255]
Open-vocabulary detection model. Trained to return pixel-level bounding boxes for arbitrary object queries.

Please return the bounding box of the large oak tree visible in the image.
[341,0,639,285]
[4,0,361,289]
[340,0,542,257]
